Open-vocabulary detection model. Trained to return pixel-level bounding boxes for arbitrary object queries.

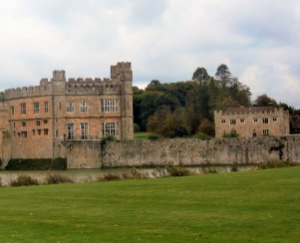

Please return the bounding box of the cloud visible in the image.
[0,0,299,107]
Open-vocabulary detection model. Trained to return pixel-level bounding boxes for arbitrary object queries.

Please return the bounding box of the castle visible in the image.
[214,106,290,138]
[0,62,133,166]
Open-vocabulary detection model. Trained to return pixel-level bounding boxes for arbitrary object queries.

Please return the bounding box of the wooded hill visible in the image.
[133,64,299,138]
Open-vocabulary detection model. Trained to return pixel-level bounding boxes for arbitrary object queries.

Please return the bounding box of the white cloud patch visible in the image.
[0,0,299,107]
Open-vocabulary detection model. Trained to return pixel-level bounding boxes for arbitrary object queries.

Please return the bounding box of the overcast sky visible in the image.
[0,0,299,106]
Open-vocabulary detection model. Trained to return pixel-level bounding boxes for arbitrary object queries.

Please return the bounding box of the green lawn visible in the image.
[1,167,300,243]
[134,132,151,139]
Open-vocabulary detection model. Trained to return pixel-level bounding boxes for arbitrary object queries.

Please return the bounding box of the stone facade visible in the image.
[214,107,290,139]
[0,62,133,167]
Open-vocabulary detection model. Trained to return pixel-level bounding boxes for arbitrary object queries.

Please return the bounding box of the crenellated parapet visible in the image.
[4,84,54,100]
[2,62,131,100]
[214,107,288,116]
[66,77,122,95]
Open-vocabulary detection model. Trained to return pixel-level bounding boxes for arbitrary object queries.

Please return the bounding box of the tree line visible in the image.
[133,64,253,138]
[133,64,300,138]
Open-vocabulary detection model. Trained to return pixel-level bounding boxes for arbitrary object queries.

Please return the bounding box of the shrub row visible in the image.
[8,174,74,187]
[3,162,298,187]
[258,160,298,169]
[5,158,67,171]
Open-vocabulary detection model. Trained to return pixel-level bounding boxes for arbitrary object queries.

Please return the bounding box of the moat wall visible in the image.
[64,136,300,169]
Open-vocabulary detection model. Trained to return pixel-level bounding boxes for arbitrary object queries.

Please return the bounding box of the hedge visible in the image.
[5,158,67,170]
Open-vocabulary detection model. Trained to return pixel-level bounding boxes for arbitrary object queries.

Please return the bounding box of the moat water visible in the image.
[0,165,258,187]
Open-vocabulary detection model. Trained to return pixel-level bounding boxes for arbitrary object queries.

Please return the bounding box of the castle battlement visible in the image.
[214,107,288,116]
[67,77,113,85]
[3,62,132,100]
[112,62,131,70]
[4,84,53,100]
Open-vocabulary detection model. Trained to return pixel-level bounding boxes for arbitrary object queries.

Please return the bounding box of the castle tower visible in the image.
[52,70,66,94]
[111,62,133,140]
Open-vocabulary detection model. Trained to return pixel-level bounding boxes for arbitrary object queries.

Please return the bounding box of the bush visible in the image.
[131,168,148,179]
[134,123,140,133]
[223,130,239,138]
[101,173,122,181]
[258,161,298,170]
[198,119,215,136]
[11,175,39,187]
[169,125,189,138]
[100,136,116,148]
[202,167,218,174]
[121,172,133,180]
[167,166,190,177]
[194,132,212,140]
[46,174,73,184]
[231,164,239,172]
[5,158,67,170]
[148,134,161,140]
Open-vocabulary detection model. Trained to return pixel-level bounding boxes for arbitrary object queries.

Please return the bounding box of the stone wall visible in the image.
[63,136,300,169]
[65,141,102,169]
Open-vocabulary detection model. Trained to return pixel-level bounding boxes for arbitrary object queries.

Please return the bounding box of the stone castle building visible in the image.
[0,62,133,165]
[214,106,290,139]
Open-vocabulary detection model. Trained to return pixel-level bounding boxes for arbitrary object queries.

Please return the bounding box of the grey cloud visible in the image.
[127,0,169,26]
[0,0,300,108]
[222,0,300,46]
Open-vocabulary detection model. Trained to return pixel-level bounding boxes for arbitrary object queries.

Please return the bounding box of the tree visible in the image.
[147,107,189,138]
[145,80,165,92]
[139,91,181,131]
[192,67,209,84]
[254,94,277,106]
[198,119,215,136]
[215,64,231,89]
[230,78,251,107]
[215,96,240,110]
[0,92,4,102]
[132,86,144,128]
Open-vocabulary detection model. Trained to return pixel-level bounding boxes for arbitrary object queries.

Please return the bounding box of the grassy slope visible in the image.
[1,167,300,243]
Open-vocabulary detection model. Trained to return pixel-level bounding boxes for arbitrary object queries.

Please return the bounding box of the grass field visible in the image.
[1,167,300,243]
[134,132,151,139]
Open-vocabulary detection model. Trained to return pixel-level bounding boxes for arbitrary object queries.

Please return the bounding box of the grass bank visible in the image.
[0,167,300,242]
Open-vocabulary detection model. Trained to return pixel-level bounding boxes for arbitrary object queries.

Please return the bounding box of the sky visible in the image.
[0,0,299,107]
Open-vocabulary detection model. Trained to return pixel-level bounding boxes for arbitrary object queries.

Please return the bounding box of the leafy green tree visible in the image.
[254,94,277,106]
[215,64,232,89]
[198,119,215,136]
[139,91,181,131]
[145,80,165,92]
[132,86,144,128]
[215,96,240,110]
[147,107,189,138]
[230,78,251,107]
[192,67,210,84]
